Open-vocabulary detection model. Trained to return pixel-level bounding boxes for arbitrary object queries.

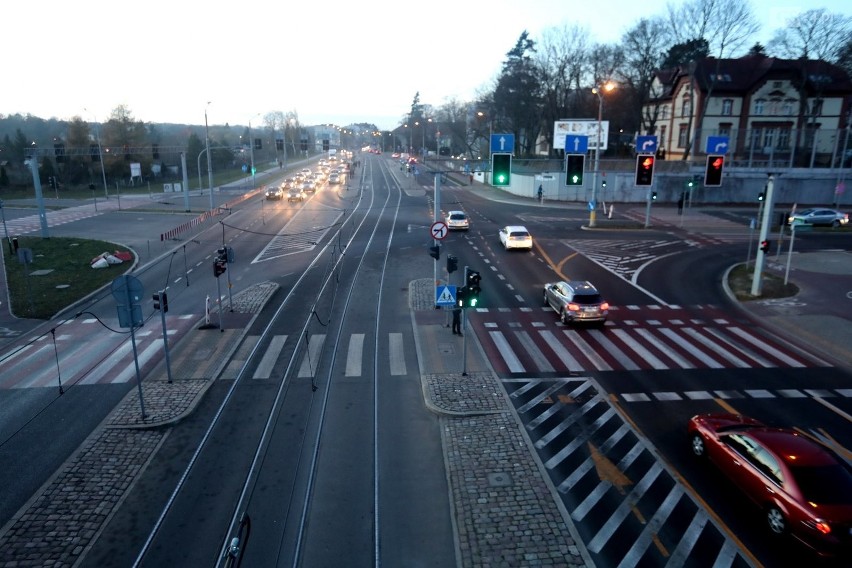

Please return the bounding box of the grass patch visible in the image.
[3,237,133,319]
[728,263,798,301]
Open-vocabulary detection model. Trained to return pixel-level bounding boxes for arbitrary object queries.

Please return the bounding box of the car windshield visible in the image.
[573,293,603,305]
[789,463,852,504]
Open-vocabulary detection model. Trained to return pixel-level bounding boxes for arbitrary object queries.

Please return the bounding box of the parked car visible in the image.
[543,281,609,325]
[265,186,284,200]
[688,413,852,557]
[445,210,470,231]
[788,208,848,227]
[498,225,532,250]
[287,187,306,202]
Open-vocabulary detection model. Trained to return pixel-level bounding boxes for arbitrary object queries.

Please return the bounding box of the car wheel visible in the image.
[766,506,786,535]
[832,219,840,228]
[561,309,569,325]
[690,434,706,457]
[543,293,549,307]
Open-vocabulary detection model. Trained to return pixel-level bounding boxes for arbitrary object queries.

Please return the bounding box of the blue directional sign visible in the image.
[564,135,588,154]
[490,133,515,154]
[706,136,730,155]
[435,285,457,306]
[636,135,658,154]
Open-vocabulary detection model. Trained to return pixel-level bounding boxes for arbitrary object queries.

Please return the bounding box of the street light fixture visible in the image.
[590,82,616,227]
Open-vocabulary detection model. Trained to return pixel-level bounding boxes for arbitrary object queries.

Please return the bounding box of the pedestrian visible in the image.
[537,185,543,202]
[677,194,684,214]
[452,307,462,335]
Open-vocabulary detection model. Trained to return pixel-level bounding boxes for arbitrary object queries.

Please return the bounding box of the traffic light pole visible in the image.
[156,289,174,383]
[750,174,776,296]
[434,173,441,302]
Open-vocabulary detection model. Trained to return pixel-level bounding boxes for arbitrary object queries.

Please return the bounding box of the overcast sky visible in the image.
[3,0,849,130]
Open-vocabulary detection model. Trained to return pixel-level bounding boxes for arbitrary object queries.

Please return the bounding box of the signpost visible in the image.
[490,134,515,154]
[430,221,448,240]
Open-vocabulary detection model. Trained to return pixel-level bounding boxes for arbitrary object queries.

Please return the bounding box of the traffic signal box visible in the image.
[465,269,481,308]
[705,155,725,187]
[565,154,585,186]
[634,155,655,186]
[491,153,512,187]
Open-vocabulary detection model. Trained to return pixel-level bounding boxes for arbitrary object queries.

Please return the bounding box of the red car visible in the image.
[688,413,852,557]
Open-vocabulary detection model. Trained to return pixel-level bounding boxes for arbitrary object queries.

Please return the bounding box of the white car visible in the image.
[498,225,532,250]
[445,211,469,231]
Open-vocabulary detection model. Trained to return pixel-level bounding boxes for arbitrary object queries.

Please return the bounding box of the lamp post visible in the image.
[84,108,109,199]
[205,102,214,211]
[590,82,615,227]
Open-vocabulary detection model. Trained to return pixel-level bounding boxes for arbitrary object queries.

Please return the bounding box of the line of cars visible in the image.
[265,162,350,203]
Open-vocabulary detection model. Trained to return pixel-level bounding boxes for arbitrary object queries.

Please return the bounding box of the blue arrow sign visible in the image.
[706,136,729,154]
[636,135,658,154]
[564,135,588,154]
[435,285,457,306]
[490,134,515,154]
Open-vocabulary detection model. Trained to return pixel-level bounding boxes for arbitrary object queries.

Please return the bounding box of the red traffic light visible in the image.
[759,240,770,253]
[705,154,725,186]
[634,155,655,186]
[641,156,654,169]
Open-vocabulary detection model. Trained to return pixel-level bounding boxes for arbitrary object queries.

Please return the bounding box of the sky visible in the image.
[2,0,850,131]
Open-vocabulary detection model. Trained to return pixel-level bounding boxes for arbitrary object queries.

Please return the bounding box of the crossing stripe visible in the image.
[298,334,326,377]
[490,331,525,373]
[254,335,287,379]
[389,333,406,375]
[515,331,555,373]
[633,328,695,369]
[587,329,640,370]
[682,327,750,367]
[538,330,584,373]
[562,330,612,371]
[346,334,365,377]
[658,328,723,368]
[727,326,809,367]
[609,329,667,370]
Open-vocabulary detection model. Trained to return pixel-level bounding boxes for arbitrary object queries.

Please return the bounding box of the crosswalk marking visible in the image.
[254,335,287,379]
[490,331,525,373]
[298,334,326,377]
[563,330,612,371]
[538,330,583,373]
[389,333,406,375]
[610,329,667,370]
[346,334,364,377]
[515,331,555,373]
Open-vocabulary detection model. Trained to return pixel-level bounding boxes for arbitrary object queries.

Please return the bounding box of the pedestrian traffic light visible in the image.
[634,155,655,186]
[429,244,440,260]
[153,293,161,310]
[447,255,458,274]
[687,179,694,189]
[704,155,725,187]
[152,292,169,312]
[466,270,481,307]
[565,154,585,186]
[757,192,764,201]
[759,240,770,253]
[601,179,607,188]
[214,260,227,277]
[456,286,467,308]
[651,191,658,201]
[491,153,512,187]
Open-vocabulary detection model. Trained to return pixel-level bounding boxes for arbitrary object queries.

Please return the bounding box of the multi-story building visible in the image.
[645,54,852,167]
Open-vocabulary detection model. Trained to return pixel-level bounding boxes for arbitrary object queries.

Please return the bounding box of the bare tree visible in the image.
[665,0,760,58]
[619,17,670,135]
[767,8,852,61]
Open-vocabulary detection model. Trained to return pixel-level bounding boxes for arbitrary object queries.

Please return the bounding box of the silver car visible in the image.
[788,208,848,227]
[543,280,609,325]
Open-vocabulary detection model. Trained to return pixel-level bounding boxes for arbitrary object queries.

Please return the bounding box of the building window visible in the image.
[721,99,733,116]
[682,97,692,118]
[660,125,667,149]
[773,81,782,88]
[718,124,731,138]
[763,128,776,149]
[778,129,790,149]
[677,124,688,148]
[660,105,669,120]
[754,99,765,115]
[810,99,823,116]
[782,100,794,115]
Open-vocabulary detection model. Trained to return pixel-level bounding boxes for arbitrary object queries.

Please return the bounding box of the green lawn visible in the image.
[3,236,133,319]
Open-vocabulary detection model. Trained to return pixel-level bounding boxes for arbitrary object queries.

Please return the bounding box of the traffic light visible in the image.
[651,191,658,201]
[54,143,65,163]
[152,144,159,159]
[90,144,100,162]
[565,154,585,186]
[634,155,655,186]
[456,286,467,308]
[759,240,770,253]
[214,260,227,277]
[322,139,330,151]
[491,153,512,187]
[466,270,481,307]
[601,179,607,189]
[152,292,169,312]
[704,155,725,187]
[687,179,694,189]
[47,176,55,189]
[429,244,440,260]
[757,192,765,201]
[447,255,458,274]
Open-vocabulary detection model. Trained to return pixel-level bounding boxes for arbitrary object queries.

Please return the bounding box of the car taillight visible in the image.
[600,302,610,311]
[805,518,832,535]
[566,303,580,311]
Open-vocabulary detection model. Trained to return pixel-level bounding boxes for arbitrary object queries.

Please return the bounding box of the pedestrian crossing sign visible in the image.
[435,285,457,306]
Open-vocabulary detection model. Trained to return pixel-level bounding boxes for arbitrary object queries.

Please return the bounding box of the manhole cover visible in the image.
[488,472,512,487]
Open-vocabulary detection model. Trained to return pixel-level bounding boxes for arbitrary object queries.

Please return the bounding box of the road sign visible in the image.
[430,221,448,240]
[706,136,729,154]
[435,285,457,306]
[554,120,609,151]
[564,135,588,154]
[490,133,515,154]
[636,135,658,154]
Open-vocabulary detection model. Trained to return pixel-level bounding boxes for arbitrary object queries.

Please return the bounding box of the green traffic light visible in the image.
[571,175,580,184]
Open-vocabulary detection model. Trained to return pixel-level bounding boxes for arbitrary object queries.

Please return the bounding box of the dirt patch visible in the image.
[728,264,798,301]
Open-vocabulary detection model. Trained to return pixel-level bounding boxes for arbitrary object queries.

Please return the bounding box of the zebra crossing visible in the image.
[505,378,753,567]
[0,314,198,390]
[225,332,410,380]
[468,305,829,375]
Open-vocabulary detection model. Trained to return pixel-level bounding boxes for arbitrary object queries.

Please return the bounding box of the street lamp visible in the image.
[590,82,615,227]
[84,108,109,199]
[205,102,214,211]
